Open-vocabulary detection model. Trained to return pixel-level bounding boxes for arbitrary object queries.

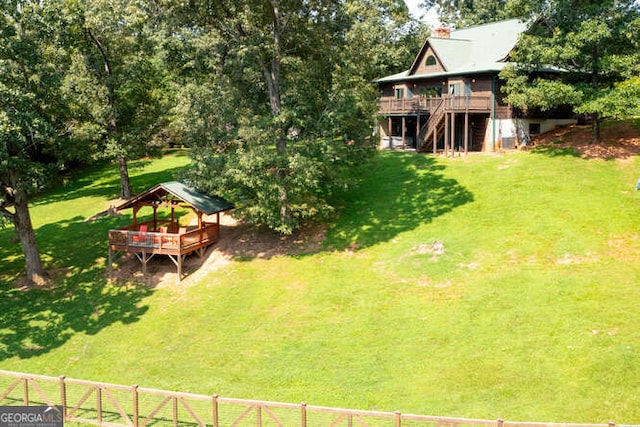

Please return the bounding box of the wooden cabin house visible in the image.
[108,181,234,280]
[376,19,576,153]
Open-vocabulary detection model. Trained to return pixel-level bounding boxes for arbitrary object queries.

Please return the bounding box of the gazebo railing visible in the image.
[108,222,220,253]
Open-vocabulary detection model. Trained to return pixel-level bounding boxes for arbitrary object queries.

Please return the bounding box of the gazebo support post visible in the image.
[198,212,204,244]
[142,252,147,277]
[152,205,158,231]
[132,206,141,228]
[166,254,186,281]
[134,252,154,278]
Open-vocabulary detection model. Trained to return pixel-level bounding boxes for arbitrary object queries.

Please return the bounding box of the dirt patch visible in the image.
[109,213,326,288]
[532,121,640,160]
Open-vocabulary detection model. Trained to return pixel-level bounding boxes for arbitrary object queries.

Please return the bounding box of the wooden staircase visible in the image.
[416,95,493,153]
[417,98,446,152]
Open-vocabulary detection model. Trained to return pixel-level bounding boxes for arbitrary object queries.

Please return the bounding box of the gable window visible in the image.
[425,55,437,67]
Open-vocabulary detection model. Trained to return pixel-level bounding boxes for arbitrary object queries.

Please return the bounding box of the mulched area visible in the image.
[532,121,640,160]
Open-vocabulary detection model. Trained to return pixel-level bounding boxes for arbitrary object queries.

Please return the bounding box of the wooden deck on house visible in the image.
[379,95,496,153]
[378,94,493,116]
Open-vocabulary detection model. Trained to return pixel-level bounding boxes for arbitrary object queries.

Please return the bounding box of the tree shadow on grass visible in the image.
[0,214,152,362]
[530,144,582,158]
[325,152,474,250]
[0,153,197,361]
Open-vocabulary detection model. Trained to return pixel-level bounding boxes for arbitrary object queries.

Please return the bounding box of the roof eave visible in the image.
[378,68,503,84]
[115,182,234,215]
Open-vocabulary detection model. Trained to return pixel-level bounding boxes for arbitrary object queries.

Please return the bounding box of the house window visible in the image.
[419,86,443,97]
[425,55,437,67]
[464,81,472,96]
[529,123,541,135]
[394,87,404,99]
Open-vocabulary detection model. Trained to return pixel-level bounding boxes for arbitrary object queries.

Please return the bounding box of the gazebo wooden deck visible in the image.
[108,181,234,280]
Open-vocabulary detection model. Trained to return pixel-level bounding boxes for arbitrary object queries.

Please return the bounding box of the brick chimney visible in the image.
[432,27,451,39]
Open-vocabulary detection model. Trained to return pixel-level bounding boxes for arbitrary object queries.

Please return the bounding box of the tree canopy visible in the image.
[166,0,423,233]
[0,0,76,285]
[420,0,543,27]
[57,0,169,199]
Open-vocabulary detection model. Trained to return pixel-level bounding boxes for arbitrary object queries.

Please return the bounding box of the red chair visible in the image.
[158,226,170,246]
[133,225,148,243]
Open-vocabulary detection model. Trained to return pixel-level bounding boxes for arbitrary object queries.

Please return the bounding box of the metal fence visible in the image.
[0,370,632,427]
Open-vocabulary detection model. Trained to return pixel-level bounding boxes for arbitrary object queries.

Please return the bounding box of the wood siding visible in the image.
[413,46,446,75]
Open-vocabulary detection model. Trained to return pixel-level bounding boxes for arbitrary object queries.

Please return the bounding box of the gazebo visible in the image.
[108,181,234,280]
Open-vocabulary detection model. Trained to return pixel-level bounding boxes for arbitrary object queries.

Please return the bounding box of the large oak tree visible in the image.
[0,1,73,285]
[59,0,168,199]
[167,0,423,233]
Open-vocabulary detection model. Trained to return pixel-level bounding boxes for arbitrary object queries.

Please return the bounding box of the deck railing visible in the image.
[379,96,441,115]
[0,370,627,427]
[379,95,493,115]
[108,222,220,254]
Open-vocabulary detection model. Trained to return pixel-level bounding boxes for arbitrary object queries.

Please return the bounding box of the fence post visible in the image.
[23,378,29,405]
[256,404,262,427]
[97,387,102,424]
[497,418,504,427]
[609,422,615,427]
[300,402,307,427]
[132,385,139,427]
[395,410,401,427]
[212,395,219,427]
[173,396,178,427]
[59,376,67,421]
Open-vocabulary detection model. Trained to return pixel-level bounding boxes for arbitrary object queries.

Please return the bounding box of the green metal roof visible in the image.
[376,18,531,83]
[116,181,234,215]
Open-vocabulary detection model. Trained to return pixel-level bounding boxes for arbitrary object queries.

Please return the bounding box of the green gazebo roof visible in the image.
[116,181,234,215]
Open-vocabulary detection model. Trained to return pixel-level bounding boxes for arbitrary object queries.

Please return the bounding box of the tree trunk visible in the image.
[592,112,601,142]
[118,156,133,199]
[88,28,134,198]
[12,183,48,286]
[264,0,287,154]
[590,45,601,142]
[263,64,286,154]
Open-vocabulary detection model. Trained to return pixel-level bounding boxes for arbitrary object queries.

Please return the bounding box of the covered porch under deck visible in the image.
[108,181,234,281]
[379,94,494,153]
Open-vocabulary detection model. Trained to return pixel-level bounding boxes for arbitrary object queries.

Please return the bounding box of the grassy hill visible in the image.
[1,122,640,424]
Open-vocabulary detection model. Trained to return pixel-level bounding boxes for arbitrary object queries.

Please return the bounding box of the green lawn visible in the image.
[2,146,640,424]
